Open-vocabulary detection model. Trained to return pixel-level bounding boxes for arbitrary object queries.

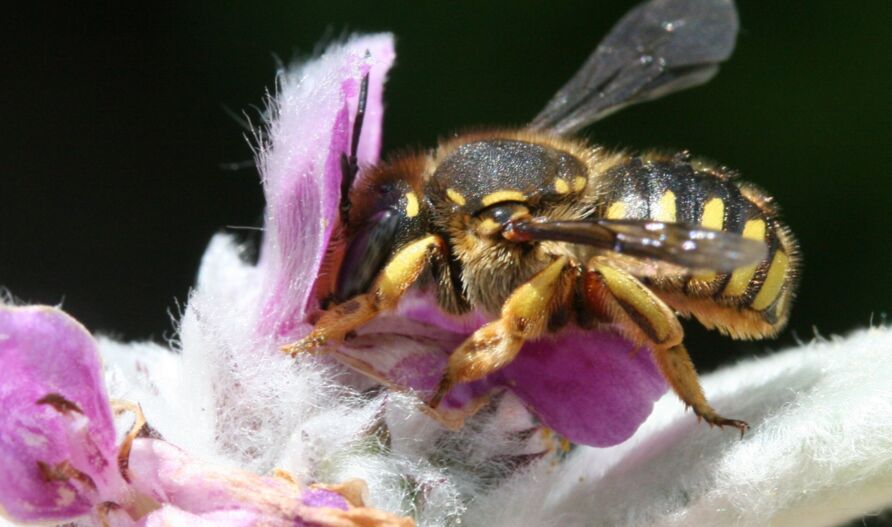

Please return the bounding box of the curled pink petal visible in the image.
[0,305,120,522]
[399,289,668,442]
[142,506,261,527]
[257,34,395,339]
[301,488,348,510]
[334,316,490,409]
[397,289,490,334]
[127,439,297,517]
[497,331,667,446]
[128,439,411,527]
[335,314,665,445]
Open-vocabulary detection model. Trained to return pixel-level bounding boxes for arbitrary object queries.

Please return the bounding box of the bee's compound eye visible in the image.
[475,203,531,238]
[481,203,530,225]
[335,209,400,302]
[489,205,516,224]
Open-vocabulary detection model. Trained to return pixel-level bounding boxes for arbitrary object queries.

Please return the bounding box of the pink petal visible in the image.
[130,440,413,526]
[257,34,396,339]
[333,316,491,409]
[336,314,666,446]
[398,289,668,443]
[141,506,263,527]
[301,489,348,511]
[128,439,293,516]
[128,439,353,525]
[397,289,490,334]
[497,331,667,446]
[0,305,118,522]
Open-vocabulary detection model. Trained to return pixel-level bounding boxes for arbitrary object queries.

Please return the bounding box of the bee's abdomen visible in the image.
[597,154,799,338]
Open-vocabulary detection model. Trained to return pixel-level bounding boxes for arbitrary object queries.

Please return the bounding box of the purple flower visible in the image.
[0,306,122,523]
[256,34,392,339]
[0,305,412,527]
[254,34,667,446]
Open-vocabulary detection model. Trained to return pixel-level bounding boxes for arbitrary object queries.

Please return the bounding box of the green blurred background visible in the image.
[4,3,891,372]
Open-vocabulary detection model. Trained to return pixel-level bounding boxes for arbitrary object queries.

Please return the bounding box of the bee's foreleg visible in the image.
[584,262,748,435]
[430,256,574,407]
[282,235,444,356]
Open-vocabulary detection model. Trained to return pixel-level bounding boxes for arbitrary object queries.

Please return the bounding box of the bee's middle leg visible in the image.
[584,262,748,434]
[430,256,574,407]
[282,235,444,356]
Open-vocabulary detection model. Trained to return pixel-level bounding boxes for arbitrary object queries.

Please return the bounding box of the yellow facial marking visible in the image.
[377,235,437,298]
[690,198,725,282]
[405,191,420,218]
[653,190,677,222]
[596,264,674,342]
[481,190,526,207]
[507,257,567,321]
[723,219,767,296]
[752,250,789,310]
[606,201,626,219]
[554,178,570,194]
[478,217,501,234]
[446,188,466,206]
[700,198,725,230]
[573,176,587,192]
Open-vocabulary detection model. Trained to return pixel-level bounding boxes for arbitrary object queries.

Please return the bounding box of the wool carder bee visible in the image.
[284,0,799,434]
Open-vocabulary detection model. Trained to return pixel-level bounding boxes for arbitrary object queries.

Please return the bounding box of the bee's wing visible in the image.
[588,252,691,278]
[530,0,738,136]
[509,218,765,273]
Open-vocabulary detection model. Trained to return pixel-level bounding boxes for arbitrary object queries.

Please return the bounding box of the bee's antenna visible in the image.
[340,64,371,224]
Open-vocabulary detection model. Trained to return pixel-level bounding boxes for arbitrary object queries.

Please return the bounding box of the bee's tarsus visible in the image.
[281,334,327,357]
[709,417,749,438]
[429,379,451,409]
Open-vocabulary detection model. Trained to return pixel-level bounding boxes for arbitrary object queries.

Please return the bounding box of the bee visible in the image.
[284,0,799,434]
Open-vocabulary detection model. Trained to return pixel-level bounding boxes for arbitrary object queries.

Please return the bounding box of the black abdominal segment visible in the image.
[597,155,795,322]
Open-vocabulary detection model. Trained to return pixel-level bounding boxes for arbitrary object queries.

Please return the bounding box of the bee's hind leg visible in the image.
[653,342,749,435]
[282,235,444,356]
[583,262,748,435]
[430,256,574,407]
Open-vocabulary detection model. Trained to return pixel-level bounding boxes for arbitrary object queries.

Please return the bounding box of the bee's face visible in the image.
[445,202,535,278]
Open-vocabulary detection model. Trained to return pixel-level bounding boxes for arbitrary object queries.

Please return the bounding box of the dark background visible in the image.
[3,3,891,367]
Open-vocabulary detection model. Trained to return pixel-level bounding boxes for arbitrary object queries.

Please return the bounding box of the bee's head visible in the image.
[333,157,431,303]
[428,136,591,255]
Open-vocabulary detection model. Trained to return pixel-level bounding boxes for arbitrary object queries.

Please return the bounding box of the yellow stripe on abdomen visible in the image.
[700,198,725,230]
[752,250,789,310]
[653,191,677,222]
[689,197,725,285]
[606,201,626,219]
[723,218,766,297]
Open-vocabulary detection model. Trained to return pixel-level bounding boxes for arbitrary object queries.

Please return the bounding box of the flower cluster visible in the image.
[0,306,411,526]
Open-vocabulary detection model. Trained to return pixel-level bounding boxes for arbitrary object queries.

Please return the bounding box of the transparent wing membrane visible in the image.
[530,0,738,135]
[509,218,766,273]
